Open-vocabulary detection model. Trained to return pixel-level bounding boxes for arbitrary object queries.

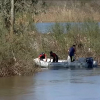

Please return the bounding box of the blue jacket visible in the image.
[69,47,75,56]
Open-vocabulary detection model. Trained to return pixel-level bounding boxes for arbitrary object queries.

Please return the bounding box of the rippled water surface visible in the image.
[0,68,100,100]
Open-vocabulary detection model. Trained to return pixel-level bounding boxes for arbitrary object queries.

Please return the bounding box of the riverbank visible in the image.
[0,33,100,77]
[0,22,100,77]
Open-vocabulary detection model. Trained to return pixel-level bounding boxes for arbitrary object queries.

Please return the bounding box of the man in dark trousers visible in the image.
[38,52,47,62]
[50,51,58,62]
[68,45,76,62]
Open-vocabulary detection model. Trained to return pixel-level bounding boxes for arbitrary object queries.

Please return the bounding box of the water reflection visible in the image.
[0,76,35,100]
[0,69,100,100]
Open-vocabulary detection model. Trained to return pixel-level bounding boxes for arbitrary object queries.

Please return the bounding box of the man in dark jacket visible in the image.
[50,51,58,62]
[68,45,76,62]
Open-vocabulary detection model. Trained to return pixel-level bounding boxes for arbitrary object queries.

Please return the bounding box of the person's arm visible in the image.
[68,48,70,55]
[74,48,76,55]
[38,55,41,61]
[68,49,69,53]
[45,54,47,62]
[38,57,40,61]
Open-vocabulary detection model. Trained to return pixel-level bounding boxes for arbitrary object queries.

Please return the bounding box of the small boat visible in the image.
[33,57,98,70]
[33,58,68,69]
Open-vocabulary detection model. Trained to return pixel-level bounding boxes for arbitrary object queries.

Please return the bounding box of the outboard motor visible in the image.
[86,57,93,68]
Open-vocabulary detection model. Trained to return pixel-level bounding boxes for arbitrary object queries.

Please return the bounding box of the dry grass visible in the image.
[34,2,100,22]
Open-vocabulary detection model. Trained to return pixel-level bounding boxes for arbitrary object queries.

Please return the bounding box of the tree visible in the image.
[10,0,15,37]
[0,0,47,33]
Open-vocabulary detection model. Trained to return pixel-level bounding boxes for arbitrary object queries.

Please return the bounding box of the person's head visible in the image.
[42,52,44,55]
[50,51,53,54]
[73,45,76,48]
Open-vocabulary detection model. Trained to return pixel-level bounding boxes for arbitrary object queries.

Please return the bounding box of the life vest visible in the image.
[50,53,57,57]
[39,54,46,58]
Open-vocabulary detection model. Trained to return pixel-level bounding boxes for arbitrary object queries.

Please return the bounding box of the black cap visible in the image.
[50,51,53,54]
[73,45,76,47]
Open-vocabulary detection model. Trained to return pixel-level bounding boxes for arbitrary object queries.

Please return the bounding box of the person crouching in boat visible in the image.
[38,52,47,62]
[68,45,76,62]
[50,51,58,62]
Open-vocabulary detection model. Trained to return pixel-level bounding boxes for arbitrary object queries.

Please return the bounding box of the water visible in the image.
[35,22,100,33]
[0,69,100,100]
[35,22,72,33]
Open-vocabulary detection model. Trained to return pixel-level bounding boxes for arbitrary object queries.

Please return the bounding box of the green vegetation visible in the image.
[0,0,46,77]
[0,0,100,77]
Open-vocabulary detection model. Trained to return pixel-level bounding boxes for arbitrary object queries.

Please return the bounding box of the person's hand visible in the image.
[38,58,40,61]
[45,58,47,62]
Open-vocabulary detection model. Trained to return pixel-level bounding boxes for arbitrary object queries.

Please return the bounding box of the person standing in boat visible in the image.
[50,51,58,62]
[38,52,47,62]
[68,45,76,62]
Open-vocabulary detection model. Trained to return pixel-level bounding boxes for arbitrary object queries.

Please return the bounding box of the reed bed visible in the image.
[34,1,100,22]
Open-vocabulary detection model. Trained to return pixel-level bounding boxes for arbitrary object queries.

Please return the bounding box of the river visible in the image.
[35,22,100,33]
[0,68,100,100]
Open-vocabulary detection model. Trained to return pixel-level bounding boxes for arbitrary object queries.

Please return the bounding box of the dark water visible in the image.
[0,68,100,100]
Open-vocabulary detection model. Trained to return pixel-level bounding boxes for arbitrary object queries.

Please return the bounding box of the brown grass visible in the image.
[34,2,100,22]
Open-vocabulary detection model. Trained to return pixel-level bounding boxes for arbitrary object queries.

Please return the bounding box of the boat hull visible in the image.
[33,58,98,69]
